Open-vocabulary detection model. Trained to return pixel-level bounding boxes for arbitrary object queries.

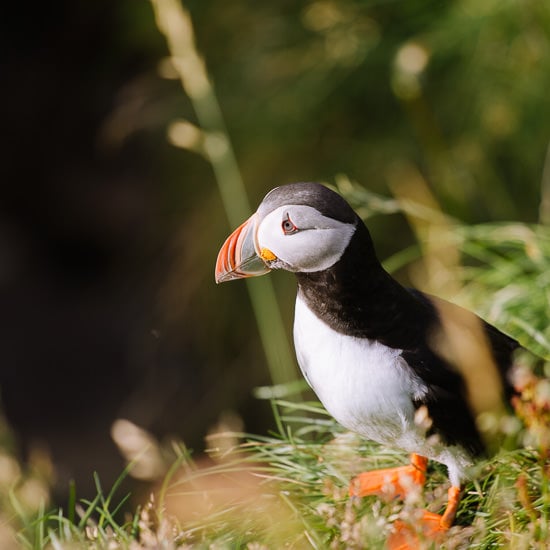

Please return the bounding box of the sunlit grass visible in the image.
[6,395,549,549]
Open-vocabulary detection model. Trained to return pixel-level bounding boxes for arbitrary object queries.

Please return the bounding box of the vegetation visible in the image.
[1,0,549,548]
[3,396,550,549]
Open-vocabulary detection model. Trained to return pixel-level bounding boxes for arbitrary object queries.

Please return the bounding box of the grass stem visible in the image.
[149,0,297,386]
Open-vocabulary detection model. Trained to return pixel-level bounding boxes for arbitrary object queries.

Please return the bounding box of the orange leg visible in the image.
[388,485,461,550]
[349,453,428,499]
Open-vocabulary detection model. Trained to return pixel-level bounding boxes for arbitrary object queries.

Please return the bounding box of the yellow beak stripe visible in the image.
[260,248,277,262]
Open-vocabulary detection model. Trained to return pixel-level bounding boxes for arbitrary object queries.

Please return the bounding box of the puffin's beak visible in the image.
[215,214,272,283]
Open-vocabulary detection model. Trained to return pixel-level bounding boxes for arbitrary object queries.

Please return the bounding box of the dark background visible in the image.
[0,0,548,500]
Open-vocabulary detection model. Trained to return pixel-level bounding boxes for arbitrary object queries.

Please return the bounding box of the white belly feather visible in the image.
[293,294,427,448]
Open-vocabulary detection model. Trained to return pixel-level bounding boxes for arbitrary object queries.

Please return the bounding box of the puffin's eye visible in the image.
[282,215,298,235]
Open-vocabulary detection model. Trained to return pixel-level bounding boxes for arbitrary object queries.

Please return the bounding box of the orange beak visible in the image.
[215,214,272,283]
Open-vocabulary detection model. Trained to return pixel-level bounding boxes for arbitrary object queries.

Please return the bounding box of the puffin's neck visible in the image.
[295,220,434,349]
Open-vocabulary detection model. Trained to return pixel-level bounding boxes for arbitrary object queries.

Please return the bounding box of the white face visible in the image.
[256,205,356,272]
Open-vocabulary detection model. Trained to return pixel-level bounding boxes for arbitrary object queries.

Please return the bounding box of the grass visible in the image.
[4,392,549,549]
[150,0,297,388]
[165,400,550,550]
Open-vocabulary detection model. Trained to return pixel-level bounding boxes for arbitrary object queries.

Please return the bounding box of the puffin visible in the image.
[214,182,520,547]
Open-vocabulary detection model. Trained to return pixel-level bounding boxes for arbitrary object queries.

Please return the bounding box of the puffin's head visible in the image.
[215,182,358,283]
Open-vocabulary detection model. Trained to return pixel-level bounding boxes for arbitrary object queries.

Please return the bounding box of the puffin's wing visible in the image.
[403,290,520,455]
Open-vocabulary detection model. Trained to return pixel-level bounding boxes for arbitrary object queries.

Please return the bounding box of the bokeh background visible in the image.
[1,0,549,502]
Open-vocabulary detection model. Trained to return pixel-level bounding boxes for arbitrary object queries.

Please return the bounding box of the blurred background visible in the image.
[0,0,549,504]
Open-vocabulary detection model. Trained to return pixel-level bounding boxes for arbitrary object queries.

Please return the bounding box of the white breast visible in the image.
[293,294,428,450]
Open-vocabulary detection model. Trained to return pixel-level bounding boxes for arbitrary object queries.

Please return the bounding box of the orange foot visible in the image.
[387,486,461,550]
[349,454,428,499]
